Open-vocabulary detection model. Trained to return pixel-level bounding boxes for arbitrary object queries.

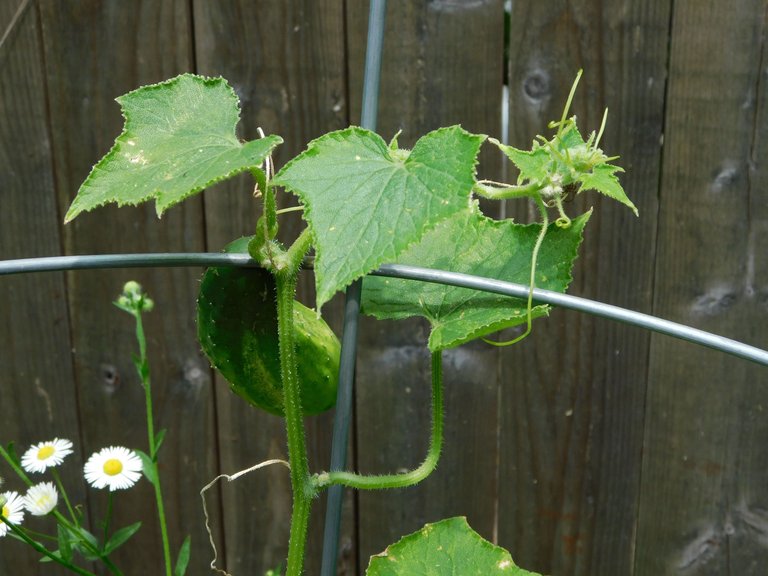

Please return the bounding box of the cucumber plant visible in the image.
[64,71,635,575]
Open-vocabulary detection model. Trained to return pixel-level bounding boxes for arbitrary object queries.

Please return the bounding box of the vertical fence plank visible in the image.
[500,1,669,574]
[346,1,505,571]
[36,2,218,574]
[637,1,768,574]
[0,2,83,574]
[192,1,348,573]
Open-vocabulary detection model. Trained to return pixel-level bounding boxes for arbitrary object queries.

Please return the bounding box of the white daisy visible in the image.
[21,438,74,473]
[23,482,59,516]
[83,447,143,491]
[0,491,25,537]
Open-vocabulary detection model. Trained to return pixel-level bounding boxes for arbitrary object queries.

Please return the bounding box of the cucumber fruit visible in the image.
[197,237,339,416]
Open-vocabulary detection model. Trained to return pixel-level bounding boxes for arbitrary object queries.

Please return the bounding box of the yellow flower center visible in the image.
[103,458,123,476]
[35,494,52,508]
[38,445,55,460]
[1,505,8,517]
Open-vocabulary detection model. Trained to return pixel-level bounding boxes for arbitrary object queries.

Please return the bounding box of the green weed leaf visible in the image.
[273,126,485,311]
[57,524,74,563]
[65,73,282,221]
[73,528,101,561]
[366,517,542,575]
[135,449,157,486]
[103,522,142,555]
[174,535,192,576]
[154,428,167,456]
[362,207,590,351]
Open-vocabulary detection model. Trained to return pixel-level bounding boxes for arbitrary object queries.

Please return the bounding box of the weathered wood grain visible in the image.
[4,1,768,575]
[0,1,82,574]
[191,1,349,573]
[637,1,768,574]
[37,2,218,574]
[346,1,505,571]
[500,1,669,574]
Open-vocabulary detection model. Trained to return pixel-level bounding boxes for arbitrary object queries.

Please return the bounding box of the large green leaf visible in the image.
[366,517,543,575]
[65,73,282,221]
[362,207,590,351]
[273,126,485,311]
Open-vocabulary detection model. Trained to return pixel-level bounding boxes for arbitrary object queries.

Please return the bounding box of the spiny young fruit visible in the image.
[197,237,339,416]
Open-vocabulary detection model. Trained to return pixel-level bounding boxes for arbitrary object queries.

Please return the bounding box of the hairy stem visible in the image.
[272,229,314,576]
[277,270,314,576]
[315,351,443,490]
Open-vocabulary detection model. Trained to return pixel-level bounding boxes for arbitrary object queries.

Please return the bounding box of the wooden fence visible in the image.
[2,1,767,574]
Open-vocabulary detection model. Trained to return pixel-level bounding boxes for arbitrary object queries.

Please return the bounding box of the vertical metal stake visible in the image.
[320,1,387,574]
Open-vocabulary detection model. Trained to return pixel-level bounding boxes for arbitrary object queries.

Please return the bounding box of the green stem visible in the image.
[53,511,123,576]
[315,351,443,490]
[484,194,549,347]
[0,515,99,576]
[554,69,582,138]
[134,312,173,576]
[102,492,113,551]
[473,180,541,201]
[594,107,609,150]
[52,468,79,527]
[553,195,572,228]
[13,526,59,542]
[0,444,33,487]
[277,269,314,576]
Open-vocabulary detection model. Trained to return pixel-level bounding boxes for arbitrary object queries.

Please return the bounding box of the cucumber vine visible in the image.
[58,71,636,575]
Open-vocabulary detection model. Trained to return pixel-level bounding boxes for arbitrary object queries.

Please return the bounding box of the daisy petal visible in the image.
[21,438,74,474]
[0,491,25,537]
[84,446,143,492]
[23,482,59,516]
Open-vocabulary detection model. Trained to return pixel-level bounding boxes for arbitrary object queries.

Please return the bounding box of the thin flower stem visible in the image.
[0,515,99,576]
[11,526,59,542]
[51,467,79,527]
[133,311,173,576]
[0,444,32,487]
[102,491,113,550]
[315,351,443,491]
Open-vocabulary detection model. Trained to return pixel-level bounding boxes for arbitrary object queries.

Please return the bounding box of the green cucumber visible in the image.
[197,237,339,416]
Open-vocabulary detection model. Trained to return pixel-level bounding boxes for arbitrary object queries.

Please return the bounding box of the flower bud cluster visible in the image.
[114,280,154,315]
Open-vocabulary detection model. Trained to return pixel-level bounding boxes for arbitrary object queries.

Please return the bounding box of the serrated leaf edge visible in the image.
[366,516,519,573]
[65,73,282,222]
[363,210,592,351]
[275,125,486,311]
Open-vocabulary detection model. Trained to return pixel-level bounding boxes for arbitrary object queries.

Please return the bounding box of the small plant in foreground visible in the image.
[1,282,190,576]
